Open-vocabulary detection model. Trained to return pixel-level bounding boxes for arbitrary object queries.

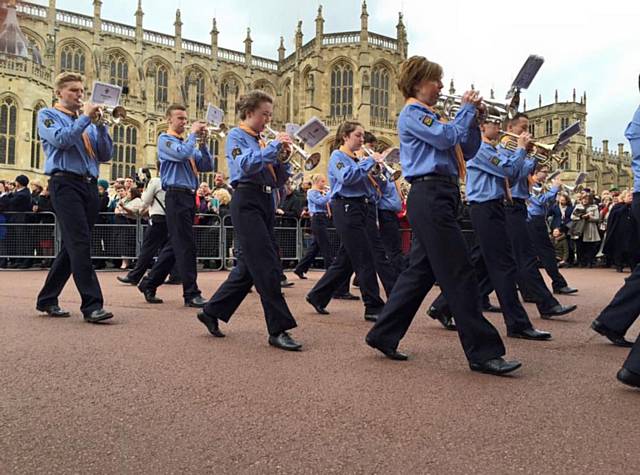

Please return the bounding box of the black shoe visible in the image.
[333,292,360,301]
[142,290,163,304]
[268,332,302,351]
[365,336,409,361]
[427,306,456,331]
[540,304,577,319]
[507,328,552,340]
[469,357,522,375]
[617,368,640,388]
[293,269,307,280]
[306,295,329,315]
[185,295,207,308]
[591,320,635,347]
[197,311,225,338]
[164,277,182,285]
[36,304,71,318]
[83,308,114,323]
[482,303,502,313]
[554,286,578,295]
[117,275,137,285]
[364,312,379,322]
[280,278,295,288]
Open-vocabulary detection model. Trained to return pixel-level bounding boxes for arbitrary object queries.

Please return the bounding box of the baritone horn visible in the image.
[264,124,321,172]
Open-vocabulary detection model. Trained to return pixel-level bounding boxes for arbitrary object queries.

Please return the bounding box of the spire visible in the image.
[278,36,285,62]
[572,88,576,102]
[174,9,182,28]
[315,5,324,38]
[135,0,143,31]
[449,79,455,95]
[295,20,303,50]
[490,88,495,100]
[0,0,40,63]
[538,94,542,107]
[93,0,102,16]
[554,89,558,103]
[210,17,218,35]
[244,27,252,56]
[523,98,527,111]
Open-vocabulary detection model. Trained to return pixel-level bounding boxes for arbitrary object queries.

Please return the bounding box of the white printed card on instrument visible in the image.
[205,104,224,125]
[91,81,122,107]
[295,116,330,148]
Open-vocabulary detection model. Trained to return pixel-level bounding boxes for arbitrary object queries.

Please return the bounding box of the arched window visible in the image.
[31,103,45,169]
[528,123,535,137]
[370,66,390,121]
[111,124,138,180]
[330,62,353,118]
[219,79,238,116]
[0,97,18,165]
[560,151,569,170]
[60,43,85,74]
[576,147,583,171]
[185,70,206,117]
[149,62,169,111]
[283,83,291,123]
[107,52,129,88]
[545,119,553,136]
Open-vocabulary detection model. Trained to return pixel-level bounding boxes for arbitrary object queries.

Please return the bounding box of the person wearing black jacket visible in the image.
[0,175,34,269]
[602,192,639,272]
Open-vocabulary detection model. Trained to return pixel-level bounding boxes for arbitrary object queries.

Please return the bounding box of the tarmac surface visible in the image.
[1,267,639,474]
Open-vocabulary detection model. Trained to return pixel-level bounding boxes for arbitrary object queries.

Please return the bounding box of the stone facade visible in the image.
[0,0,632,192]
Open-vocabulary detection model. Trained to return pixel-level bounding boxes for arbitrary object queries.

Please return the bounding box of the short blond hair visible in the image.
[212,188,232,206]
[54,72,84,92]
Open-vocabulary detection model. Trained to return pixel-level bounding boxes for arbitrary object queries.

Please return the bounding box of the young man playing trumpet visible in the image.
[35,72,114,323]
[365,56,521,375]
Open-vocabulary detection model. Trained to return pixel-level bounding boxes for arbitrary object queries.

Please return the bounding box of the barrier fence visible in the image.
[0,212,476,268]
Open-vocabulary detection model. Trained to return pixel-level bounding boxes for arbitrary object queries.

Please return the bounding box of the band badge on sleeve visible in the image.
[422,116,434,127]
[165,140,172,150]
[231,147,241,159]
[44,118,54,128]
[336,162,344,170]
[490,156,501,166]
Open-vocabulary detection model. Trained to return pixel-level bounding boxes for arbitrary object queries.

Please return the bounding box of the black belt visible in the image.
[410,174,458,186]
[333,195,371,204]
[504,197,526,207]
[470,199,503,206]
[311,212,328,216]
[235,183,273,194]
[52,171,96,184]
[166,186,195,195]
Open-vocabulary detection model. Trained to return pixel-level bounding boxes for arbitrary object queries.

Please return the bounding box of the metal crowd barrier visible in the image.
[0,211,477,269]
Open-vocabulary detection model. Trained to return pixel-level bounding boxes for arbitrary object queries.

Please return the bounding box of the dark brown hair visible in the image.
[397,56,443,100]
[236,90,274,120]
[165,103,187,118]
[333,121,363,150]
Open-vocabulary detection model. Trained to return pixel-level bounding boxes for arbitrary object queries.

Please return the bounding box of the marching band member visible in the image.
[592,103,640,388]
[294,174,333,278]
[137,104,213,307]
[197,90,302,351]
[366,56,521,375]
[305,121,387,322]
[377,162,408,275]
[35,72,114,323]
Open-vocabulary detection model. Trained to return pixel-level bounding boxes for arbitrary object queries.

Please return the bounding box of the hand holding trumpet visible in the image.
[516,132,533,150]
[81,101,102,121]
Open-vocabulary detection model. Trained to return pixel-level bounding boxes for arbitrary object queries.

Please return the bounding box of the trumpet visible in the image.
[263,125,321,172]
[363,146,402,182]
[197,122,228,146]
[95,105,127,126]
[498,130,566,167]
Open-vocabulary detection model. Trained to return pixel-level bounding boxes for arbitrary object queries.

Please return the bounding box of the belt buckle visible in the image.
[263,185,272,193]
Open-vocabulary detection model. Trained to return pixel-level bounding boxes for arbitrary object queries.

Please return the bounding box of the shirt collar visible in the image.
[339,145,358,159]
[166,129,184,140]
[54,103,79,118]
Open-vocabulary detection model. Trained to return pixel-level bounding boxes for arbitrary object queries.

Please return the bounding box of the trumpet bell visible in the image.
[111,105,126,124]
[389,168,402,181]
[303,152,321,171]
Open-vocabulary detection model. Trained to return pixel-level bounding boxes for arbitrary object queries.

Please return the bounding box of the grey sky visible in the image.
[33,0,640,149]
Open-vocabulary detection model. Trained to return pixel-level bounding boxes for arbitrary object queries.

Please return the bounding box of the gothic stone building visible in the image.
[0,0,633,192]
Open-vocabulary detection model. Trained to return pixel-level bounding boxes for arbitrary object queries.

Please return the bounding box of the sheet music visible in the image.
[556,121,581,147]
[574,171,588,186]
[295,116,330,148]
[506,55,544,99]
[91,81,122,107]
[205,104,224,125]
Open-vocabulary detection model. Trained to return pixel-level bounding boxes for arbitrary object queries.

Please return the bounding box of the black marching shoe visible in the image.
[185,295,207,308]
[591,320,635,347]
[293,269,307,280]
[36,304,71,318]
[470,357,522,375]
[540,304,577,319]
[333,292,360,301]
[365,336,409,361]
[117,275,137,285]
[427,306,457,331]
[280,278,295,288]
[142,290,163,304]
[268,332,302,351]
[364,312,379,322]
[305,295,329,315]
[84,308,114,323]
[197,311,225,338]
[482,303,502,313]
[616,368,640,388]
[507,328,552,340]
[554,286,578,295]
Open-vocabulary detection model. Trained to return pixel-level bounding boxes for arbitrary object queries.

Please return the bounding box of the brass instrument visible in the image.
[263,125,321,172]
[82,100,127,126]
[498,130,567,167]
[197,122,228,146]
[363,146,402,182]
[436,94,519,124]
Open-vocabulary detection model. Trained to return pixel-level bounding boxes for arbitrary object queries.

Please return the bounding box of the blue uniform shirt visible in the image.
[225,126,290,188]
[158,132,213,190]
[625,105,640,192]
[527,185,560,218]
[38,107,113,178]
[328,147,376,199]
[397,99,481,180]
[307,189,331,214]
[377,174,402,212]
[466,141,527,203]
[497,138,537,199]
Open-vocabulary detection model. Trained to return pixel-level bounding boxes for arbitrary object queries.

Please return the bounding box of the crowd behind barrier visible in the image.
[1,173,638,272]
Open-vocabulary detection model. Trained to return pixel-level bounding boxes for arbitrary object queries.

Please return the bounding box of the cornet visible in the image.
[264,125,321,172]
[437,94,519,124]
[82,100,127,126]
[498,130,566,167]
[363,146,402,182]
[197,122,228,146]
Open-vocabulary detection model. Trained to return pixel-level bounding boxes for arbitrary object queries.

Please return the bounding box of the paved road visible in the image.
[0,268,638,474]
